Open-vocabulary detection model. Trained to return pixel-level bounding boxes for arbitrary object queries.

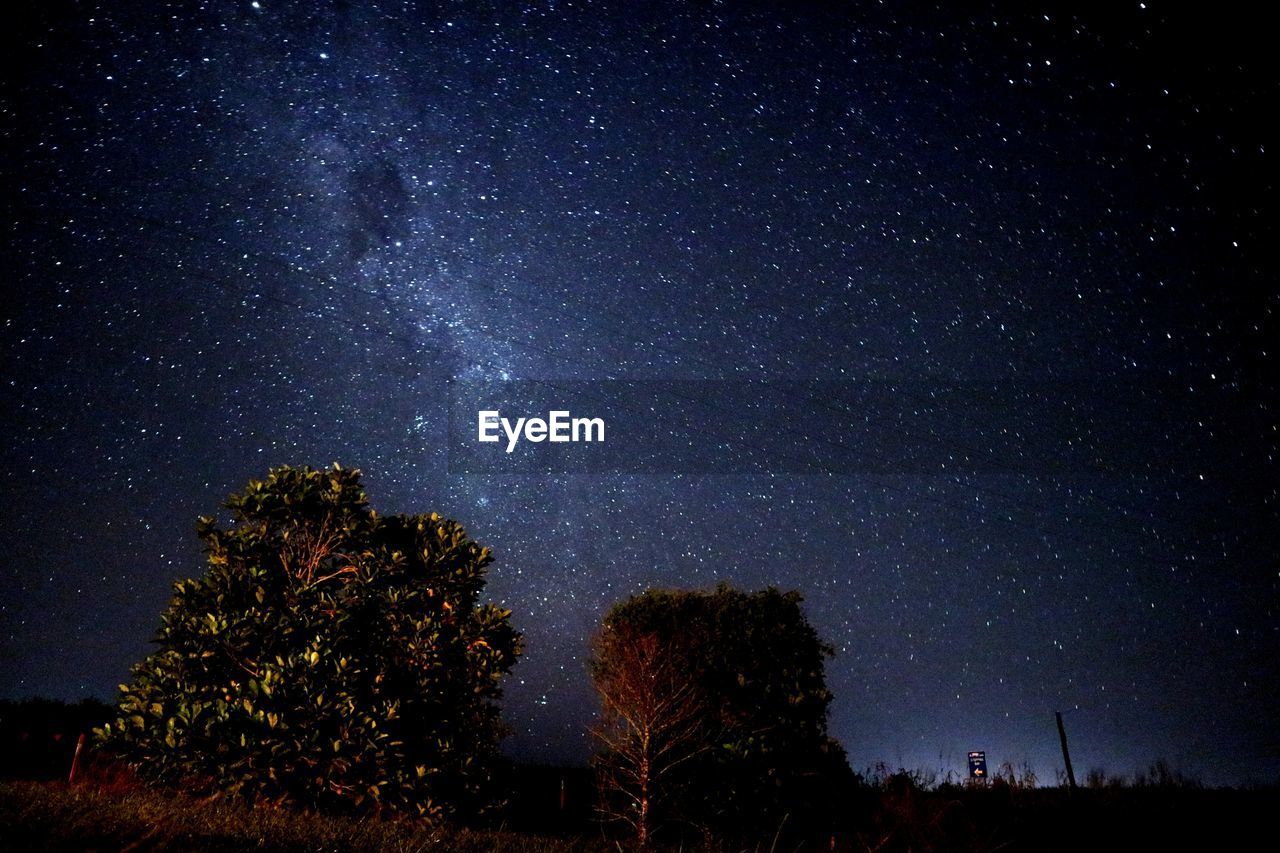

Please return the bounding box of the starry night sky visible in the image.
[2,2,1276,785]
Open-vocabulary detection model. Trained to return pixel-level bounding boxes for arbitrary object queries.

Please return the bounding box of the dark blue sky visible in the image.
[2,1,1275,785]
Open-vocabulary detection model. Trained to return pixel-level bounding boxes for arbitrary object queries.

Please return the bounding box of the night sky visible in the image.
[2,1,1276,785]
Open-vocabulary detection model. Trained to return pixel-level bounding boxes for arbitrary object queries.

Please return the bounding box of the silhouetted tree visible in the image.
[98,464,521,821]
[592,584,853,842]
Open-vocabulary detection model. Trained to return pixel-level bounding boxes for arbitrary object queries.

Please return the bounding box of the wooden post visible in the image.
[68,732,86,785]
[1055,711,1077,790]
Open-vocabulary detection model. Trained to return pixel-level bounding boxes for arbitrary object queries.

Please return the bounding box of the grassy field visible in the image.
[0,780,609,853]
[4,775,1279,851]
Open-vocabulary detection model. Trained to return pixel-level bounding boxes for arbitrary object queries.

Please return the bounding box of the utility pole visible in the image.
[1055,711,1077,790]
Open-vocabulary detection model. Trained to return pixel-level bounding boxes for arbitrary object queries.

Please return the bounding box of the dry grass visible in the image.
[0,779,609,852]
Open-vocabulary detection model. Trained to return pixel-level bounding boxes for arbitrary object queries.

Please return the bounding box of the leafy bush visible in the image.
[98,464,522,820]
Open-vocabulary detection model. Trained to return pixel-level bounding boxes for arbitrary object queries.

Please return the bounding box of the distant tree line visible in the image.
[0,698,111,780]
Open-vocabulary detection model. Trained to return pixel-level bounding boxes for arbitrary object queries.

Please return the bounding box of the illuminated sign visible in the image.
[968,750,988,779]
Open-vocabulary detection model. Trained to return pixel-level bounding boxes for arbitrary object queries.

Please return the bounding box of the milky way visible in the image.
[2,2,1275,784]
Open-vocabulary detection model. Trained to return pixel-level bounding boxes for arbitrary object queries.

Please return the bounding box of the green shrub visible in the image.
[98,464,522,821]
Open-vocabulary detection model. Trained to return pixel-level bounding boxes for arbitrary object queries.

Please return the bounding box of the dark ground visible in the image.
[2,700,1276,851]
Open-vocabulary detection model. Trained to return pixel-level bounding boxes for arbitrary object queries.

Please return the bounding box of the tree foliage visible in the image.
[590,584,851,840]
[98,464,522,821]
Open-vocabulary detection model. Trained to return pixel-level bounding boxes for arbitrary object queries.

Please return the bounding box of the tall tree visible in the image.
[591,584,851,842]
[98,464,522,821]
[589,621,708,847]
